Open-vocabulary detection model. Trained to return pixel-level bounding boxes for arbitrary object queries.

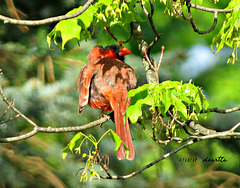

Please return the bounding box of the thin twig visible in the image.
[143,45,165,83]
[157,46,165,70]
[104,26,132,44]
[98,155,112,179]
[158,114,167,139]
[195,131,240,141]
[209,105,240,114]
[171,1,232,35]
[0,114,20,124]
[187,3,218,34]
[148,36,161,52]
[0,99,15,122]
[139,0,162,52]
[169,110,178,128]
[102,140,195,179]
[100,124,240,180]
[230,122,240,132]
[142,124,170,145]
[104,27,119,43]
[190,3,231,14]
[37,117,109,133]
[0,83,38,128]
[167,110,185,126]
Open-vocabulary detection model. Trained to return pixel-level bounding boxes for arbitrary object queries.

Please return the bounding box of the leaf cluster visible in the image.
[126,81,209,124]
[62,129,129,182]
[212,0,240,63]
[47,0,139,49]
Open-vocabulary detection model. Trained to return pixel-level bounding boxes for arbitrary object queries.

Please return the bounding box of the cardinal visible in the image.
[78,44,137,160]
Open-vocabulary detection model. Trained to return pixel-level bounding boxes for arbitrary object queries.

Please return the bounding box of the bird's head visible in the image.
[103,44,131,61]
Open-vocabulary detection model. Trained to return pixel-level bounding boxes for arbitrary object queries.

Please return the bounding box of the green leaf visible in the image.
[126,84,154,124]
[211,0,240,63]
[108,129,122,151]
[62,145,70,159]
[162,89,171,114]
[194,89,203,113]
[62,132,83,159]
[108,129,130,158]
[47,5,96,49]
[47,7,82,49]
[69,132,83,152]
[173,96,188,120]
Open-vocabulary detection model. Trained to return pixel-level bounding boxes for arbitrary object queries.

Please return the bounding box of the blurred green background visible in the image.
[0,0,239,187]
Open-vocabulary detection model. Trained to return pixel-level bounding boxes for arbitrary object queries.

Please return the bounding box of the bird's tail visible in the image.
[112,98,135,160]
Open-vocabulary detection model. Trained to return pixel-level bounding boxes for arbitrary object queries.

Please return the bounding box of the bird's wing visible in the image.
[78,64,95,113]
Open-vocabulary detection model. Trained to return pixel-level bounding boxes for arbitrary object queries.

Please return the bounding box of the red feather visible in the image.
[78,45,136,160]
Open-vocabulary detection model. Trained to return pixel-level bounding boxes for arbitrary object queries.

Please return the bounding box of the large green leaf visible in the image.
[47,6,97,49]
[126,84,154,124]
[47,0,142,50]
[108,130,129,158]
[62,132,83,159]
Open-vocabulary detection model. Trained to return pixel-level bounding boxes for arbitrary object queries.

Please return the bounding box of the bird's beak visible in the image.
[119,47,131,56]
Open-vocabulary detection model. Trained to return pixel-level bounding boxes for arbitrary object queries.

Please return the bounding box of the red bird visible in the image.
[78,44,137,160]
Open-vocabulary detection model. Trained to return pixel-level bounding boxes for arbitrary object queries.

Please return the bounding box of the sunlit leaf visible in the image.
[211,0,240,63]
[108,129,122,151]
[62,145,70,159]
[126,81,209,123]
[69,132,83,152]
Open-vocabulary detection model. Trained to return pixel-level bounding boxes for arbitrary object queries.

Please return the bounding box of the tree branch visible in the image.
[184,131,240,141]
[0,99,15,122]
[189,3,231,14]
[0,0,94,26]
[209,105,240,114]
[187,3,218,34]
[0,79,110,143]
[230,122,240,132]
[101,140,195,179]
[171,1,232,35]
[131,21,158,83]
[139,0,162,52]
[0,117,109,143]
[104,26,132,44]
[0,82,38,128]
[100,119,240,180]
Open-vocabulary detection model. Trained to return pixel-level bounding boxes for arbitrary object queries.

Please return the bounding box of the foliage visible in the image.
[160,0,240,63]
[211,0,240,63]
[62,129,129,182]
[126,81,209,124]
[0,0,240,187]
[48,0,139,49]
[47,0,240,63]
